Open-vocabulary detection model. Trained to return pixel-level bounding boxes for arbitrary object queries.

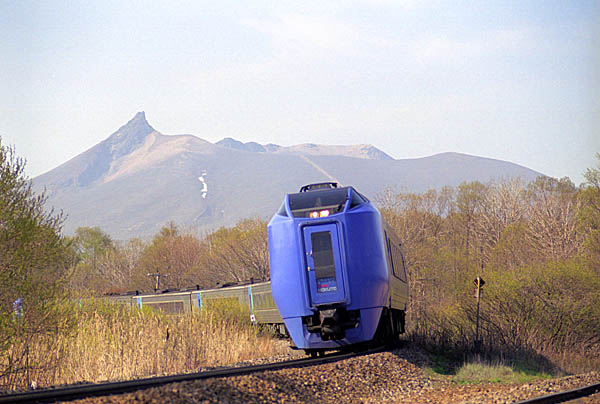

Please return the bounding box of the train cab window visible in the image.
[289,188,349,218]
[276,201,288,217]
[349,188,368,210]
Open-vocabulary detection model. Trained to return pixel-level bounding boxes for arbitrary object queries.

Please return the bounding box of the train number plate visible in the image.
[317,277,338,293]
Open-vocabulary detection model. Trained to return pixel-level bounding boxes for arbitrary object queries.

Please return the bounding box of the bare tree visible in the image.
[474,179,528,264]
[201,218,269,284]
[133,223,205,291]
[526,176,581,260]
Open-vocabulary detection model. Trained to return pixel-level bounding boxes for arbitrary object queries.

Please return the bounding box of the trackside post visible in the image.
[473,277,485,352]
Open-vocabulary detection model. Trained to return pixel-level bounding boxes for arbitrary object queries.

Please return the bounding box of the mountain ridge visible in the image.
[33,112,544,239]
[214,137,394,161]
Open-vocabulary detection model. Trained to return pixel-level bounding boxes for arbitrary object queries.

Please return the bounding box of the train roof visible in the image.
[299,182,339,192]
[103,280,271,299]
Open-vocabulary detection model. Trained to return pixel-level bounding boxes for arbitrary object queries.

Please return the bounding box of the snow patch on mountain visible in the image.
[198,170,208,199]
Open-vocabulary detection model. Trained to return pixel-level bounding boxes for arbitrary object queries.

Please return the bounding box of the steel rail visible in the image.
[0,347,383,404]
[515,381,600,404]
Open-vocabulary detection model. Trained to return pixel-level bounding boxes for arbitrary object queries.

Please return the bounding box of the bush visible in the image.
[0,139,74,387]
[481,259,600,367]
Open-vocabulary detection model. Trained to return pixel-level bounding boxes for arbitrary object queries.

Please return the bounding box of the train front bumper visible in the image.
[283,306,383,349]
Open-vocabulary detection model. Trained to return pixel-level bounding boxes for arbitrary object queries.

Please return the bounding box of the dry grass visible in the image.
[1,300,288,390]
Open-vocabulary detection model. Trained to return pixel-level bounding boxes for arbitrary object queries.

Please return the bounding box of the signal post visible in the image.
[473,276,485,352]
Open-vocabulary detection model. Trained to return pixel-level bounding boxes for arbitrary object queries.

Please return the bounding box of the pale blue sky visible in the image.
[1,1,598,184]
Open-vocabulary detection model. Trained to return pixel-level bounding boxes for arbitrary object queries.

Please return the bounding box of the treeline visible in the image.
[378,157,600,372]
[67,219,270,294]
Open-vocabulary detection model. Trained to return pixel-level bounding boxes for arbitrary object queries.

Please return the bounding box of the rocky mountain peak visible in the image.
[106,111,156,159]
[109,111,153,140]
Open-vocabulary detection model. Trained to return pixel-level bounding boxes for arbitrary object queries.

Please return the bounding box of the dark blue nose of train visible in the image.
[268,183,391,350]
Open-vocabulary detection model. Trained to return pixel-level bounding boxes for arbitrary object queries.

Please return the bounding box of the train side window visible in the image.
[400,251,407,282]
[384,232,395,274]
[391,244,407,283]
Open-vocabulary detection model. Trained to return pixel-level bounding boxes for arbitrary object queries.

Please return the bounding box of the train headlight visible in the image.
[309,209,330,218]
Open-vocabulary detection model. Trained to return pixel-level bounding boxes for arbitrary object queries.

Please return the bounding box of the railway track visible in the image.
[2,344,597,404]
[0,347,383,404]
[515,381,600,404]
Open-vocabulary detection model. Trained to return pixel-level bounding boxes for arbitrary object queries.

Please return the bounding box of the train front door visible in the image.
[302,224,346,306]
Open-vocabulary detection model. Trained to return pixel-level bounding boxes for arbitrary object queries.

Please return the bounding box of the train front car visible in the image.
[268,182,407,353]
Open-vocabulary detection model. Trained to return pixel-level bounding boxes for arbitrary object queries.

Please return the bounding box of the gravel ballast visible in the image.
[62,345,600,404]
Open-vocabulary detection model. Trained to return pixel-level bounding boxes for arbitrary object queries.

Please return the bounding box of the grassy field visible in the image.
[423,353,556,386]
[452,361,553,384]
[1,300,288,390]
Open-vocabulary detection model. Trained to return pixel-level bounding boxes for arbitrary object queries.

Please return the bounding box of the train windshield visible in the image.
[288,188,349,218]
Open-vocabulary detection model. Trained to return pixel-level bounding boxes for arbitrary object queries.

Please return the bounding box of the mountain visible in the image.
[215,138,393,160]
[216,137,267,153]
[274,143,394,160]
[33,112,543,240]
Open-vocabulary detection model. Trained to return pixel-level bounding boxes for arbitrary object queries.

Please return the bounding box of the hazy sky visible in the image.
[1,1,598,184]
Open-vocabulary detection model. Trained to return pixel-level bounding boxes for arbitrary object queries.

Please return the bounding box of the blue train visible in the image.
[268,182,409,354]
